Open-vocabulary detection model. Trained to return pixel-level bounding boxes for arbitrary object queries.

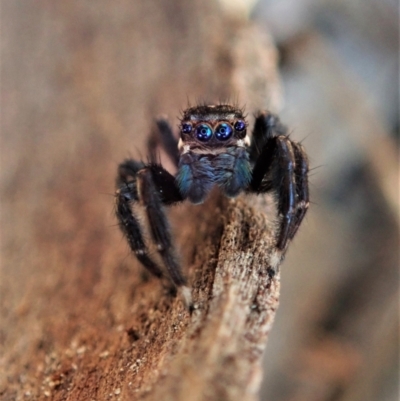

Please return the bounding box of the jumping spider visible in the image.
[115,104,309,304]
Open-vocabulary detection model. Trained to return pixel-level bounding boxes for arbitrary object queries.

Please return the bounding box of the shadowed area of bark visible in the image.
[0,1,282,400]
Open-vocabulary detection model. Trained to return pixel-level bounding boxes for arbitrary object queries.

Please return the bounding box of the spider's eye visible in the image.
[195,124,213,142]
[234,120,246,131]
[181,123,192,134]
[215,123,233,141]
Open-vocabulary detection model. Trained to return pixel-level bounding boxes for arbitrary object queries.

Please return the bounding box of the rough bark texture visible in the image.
[1,1,283,401]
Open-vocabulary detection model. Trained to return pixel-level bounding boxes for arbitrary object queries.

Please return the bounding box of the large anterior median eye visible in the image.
[195,124,213,142]
[215,123,233,140]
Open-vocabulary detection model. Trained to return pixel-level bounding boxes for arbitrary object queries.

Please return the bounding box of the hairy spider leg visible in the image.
[273,136,297,250]
[288,142,309,241]
[147,118,180,167]
[251,136,297,251]
[115,181,164,279]
[249,111,287,163]
[117,159,145,186]
[136,167,186,286]
[116,160,187,289]
[249,112,309,252]
[116,159,166,275]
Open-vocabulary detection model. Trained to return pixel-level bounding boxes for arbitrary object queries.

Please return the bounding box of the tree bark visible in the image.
[1,1,282,400]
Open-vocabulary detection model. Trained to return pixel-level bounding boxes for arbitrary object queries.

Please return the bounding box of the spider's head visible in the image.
[178,104,249,153]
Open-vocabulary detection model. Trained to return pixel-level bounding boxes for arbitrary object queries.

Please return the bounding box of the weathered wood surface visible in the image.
[1,1,283,400]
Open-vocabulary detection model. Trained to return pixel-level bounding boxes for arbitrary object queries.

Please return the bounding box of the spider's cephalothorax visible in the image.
[115,104,309,305]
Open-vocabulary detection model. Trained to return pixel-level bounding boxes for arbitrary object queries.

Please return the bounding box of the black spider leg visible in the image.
[273,137,297,250]
[117,159,145,186]
[116,160,187,289]
[116,178,164,279]
[116,160,163,275]
[249,112,309,252]
[136,167,187,287]
[147,118,180,167]
[249,111,287,162]
[252,136,297,251]
[287,142,309,241]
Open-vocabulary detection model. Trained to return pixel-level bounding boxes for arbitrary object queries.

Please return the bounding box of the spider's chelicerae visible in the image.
[115,104,309,305]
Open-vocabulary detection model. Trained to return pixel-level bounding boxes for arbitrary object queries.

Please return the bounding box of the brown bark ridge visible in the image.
[1,1,283,400]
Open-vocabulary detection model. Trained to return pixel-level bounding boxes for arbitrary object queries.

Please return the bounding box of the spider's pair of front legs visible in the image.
[115,111,309,297]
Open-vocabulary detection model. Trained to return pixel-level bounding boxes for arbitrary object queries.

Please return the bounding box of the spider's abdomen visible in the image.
[176,147,252,204]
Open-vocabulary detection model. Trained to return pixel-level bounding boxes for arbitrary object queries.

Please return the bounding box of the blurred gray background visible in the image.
[251,1,399,400]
